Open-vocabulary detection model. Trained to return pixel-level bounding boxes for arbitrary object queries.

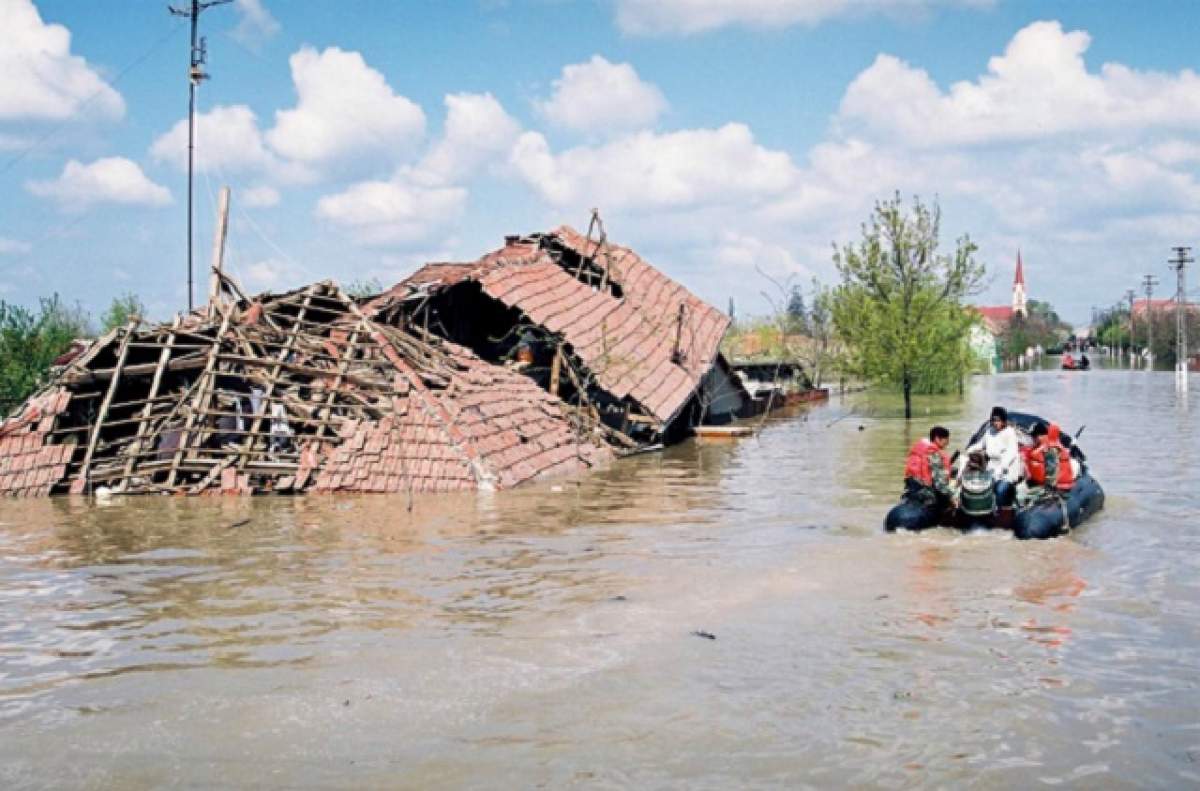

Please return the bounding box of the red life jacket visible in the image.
[904,439,948,486]
[1024,443,1048,485]
[1048,424,1075,490]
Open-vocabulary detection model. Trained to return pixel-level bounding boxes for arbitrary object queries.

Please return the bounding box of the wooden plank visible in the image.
[312,319,364,440]
[693,424,755,439]
[237,287,314,469]
[64,354,206,384]
[208,187,231,317]
[79,319,139,484]
[167,309,232,487]
[549,344,562,396]
[123,318,180,481]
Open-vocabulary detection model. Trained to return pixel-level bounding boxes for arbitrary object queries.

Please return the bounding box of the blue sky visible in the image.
[3,0,1200,326]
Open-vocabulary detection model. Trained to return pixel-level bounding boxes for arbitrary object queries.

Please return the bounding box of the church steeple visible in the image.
[1012,250,1027,317]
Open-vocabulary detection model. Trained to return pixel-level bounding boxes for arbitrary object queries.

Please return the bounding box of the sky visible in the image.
[3,0,1200,327]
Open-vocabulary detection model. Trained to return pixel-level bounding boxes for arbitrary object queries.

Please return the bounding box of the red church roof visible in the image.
[1014,250,1025,286]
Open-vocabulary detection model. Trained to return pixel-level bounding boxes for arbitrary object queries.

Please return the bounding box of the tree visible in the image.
[101,292,147,333]
[802,280,836,388]
[830,194,984,418]
[0,296,92,414]
[786,286,809,335]
[345,277,384,299]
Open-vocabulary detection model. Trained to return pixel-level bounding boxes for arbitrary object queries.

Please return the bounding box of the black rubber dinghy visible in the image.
[885,411,1104,539]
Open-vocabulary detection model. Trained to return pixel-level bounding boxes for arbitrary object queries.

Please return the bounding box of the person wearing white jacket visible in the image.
[966,405,1022,507]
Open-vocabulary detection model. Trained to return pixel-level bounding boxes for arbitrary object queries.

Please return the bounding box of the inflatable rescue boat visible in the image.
[885,411,1104,540]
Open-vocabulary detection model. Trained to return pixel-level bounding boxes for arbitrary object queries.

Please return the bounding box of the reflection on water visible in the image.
[1,370,1198,788]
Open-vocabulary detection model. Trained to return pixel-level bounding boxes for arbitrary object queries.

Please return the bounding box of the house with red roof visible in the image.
[972,251,1027,335]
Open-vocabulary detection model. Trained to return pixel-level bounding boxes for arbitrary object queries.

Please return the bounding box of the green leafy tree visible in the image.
[1141,307,1199,364]
[345,277,384,299]
[997,301,1070,361]
[830,194,985,418]
[100,292,146,333]
[0,296,92,414]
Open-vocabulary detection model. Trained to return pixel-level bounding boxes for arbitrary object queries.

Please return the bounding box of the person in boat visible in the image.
[1047,423,1076,493]
[965,406,1021,507]
[903,426,957,511]
[1021,422,1060,503]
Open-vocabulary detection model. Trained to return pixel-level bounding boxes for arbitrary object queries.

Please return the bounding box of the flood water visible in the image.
[1,370,1198,789]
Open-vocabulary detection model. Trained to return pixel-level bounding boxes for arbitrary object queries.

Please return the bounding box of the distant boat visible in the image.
[1062,352,1090,370]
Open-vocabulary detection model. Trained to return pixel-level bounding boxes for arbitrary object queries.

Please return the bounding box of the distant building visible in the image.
[1132,298,1197,318]
[1012,250,1027,317]
[973,251,1027,335]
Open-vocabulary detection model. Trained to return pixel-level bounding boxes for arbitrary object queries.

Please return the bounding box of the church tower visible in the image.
[1012,250,1027,317]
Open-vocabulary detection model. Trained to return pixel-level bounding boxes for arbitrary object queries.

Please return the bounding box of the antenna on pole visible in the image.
[168,0,232,313]
[1170,246,1192,388]
[1142,273,1160,367]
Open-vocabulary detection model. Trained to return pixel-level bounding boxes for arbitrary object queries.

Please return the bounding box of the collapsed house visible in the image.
[0,279,611,497]
[366,224,749,447]
[0,222,759,498]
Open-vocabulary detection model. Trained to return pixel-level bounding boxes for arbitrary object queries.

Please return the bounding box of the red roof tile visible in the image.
[392,227,729,427]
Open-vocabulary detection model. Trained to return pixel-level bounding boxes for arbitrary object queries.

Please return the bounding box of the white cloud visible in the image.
[150,104,274,173]
[416,92,521,184]
[838,20,1200,147]
[315,176,467,246]
[615,0,992,35]
[149,104,315,184]
[535,56,667,133]
[26,157,172,211]
[266,47,426,164]
[1149,140,1200,166]
[714,231,810,282]
[231,0,280,50]
[242,185,281,208]
[510,123,798,211]
[0,0,124,120]
[0,237,32,255]
[241,257,309,290]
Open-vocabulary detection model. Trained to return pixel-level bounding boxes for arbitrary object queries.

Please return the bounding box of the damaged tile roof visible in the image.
[0,279,611,498]
[386,225,731,428]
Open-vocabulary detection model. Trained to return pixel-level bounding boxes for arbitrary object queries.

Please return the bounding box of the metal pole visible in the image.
[1143,273,1160,367]
[169,0,230,312]
[1170,246,1192,383]
[186,39,196,312]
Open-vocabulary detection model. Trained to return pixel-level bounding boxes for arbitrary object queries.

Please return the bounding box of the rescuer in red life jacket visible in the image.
[1022,422,1060,502]
[903,426,956,511]
[1047,423,1076,492]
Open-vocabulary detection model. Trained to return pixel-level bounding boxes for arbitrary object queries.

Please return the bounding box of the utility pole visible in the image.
[1125,288,1136,361]
[1170,246,1192,385]
[169,0,232,313]
[1143,273,1160,366]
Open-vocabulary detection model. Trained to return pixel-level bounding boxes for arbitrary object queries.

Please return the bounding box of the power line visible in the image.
[168,0,232,312]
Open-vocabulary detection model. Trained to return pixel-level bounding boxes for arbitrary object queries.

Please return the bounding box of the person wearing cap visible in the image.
[965,405,1021,507]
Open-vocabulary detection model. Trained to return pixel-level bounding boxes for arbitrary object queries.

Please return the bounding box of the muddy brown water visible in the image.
[1,370,1198,789]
